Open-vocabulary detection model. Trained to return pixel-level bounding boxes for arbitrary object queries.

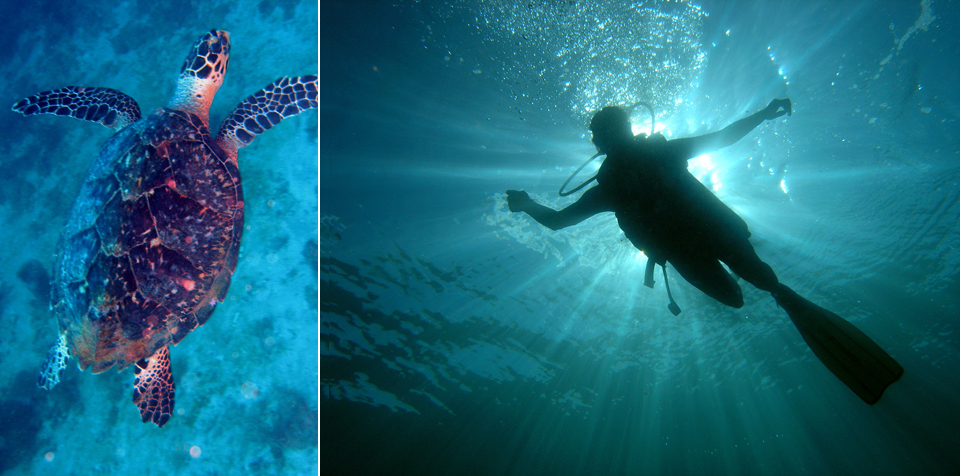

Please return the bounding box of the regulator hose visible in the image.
[558,101,657,197]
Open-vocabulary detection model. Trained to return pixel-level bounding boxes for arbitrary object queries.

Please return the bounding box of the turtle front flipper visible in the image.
[12,86,142,129]
[38,333,70,391]
[215,75,318,158]
[133,346,176,427]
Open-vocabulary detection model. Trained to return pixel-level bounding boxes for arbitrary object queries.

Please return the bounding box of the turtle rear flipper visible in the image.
[38,333,70,390]
[12,86,142,129]
[215,75,318,157]
[133,346,176,427]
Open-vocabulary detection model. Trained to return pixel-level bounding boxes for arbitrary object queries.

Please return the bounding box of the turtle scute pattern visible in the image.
[11,86,142,129]
[38,334,70,390]
[13,29,316,428]
[180,30,229,82]
[217,75,318,149]
[60,107,242,373]
[133,346,175,427]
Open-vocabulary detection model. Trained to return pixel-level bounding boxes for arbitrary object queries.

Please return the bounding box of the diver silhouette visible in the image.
[506,99,903,404]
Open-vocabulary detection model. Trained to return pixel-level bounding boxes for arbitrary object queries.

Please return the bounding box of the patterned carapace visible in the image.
[13,29,317,427]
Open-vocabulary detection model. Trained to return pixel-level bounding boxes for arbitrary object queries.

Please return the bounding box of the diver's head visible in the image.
[589,106,633,154]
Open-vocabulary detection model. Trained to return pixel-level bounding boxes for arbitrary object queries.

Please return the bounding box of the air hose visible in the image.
[558,102,681,315]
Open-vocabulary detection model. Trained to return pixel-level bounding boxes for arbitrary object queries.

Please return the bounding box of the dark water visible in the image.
[0,1,317,474]
[321,1,959,475]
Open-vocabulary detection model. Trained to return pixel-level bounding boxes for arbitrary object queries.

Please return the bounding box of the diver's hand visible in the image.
[506,190,532,212]
[761,98,792,120]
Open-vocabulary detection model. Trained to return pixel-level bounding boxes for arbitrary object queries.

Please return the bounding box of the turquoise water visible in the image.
[1,0,317,474]
[322,1,959,475]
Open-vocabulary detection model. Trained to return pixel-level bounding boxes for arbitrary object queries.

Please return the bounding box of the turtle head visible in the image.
[169,30,231,124]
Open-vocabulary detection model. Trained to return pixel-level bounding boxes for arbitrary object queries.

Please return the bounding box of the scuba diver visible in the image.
[505,99,903,404]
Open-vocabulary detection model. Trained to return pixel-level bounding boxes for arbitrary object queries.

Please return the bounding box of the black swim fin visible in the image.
[774,284,903,405]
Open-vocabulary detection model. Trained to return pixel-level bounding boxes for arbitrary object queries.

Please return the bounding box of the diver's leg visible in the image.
[668,255,744,308]
[719,241,779,293]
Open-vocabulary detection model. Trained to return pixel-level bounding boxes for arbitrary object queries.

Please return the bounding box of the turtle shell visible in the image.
[52,107,243,373]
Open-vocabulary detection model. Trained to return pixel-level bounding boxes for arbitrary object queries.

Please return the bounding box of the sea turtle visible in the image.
[12,30,317,427]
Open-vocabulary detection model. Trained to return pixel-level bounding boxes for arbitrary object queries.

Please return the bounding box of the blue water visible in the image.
[0,1,317,474]
[321,1,960,474]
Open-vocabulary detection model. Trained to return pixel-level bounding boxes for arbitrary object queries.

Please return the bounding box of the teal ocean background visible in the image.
[322,1,959,475]
[1,0,318,474]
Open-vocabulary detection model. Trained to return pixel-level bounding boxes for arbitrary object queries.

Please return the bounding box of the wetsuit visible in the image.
[595,135,776,307]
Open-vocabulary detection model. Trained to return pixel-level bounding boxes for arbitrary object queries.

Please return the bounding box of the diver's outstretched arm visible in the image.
[506,187,612,230]
[671,98,791,159]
